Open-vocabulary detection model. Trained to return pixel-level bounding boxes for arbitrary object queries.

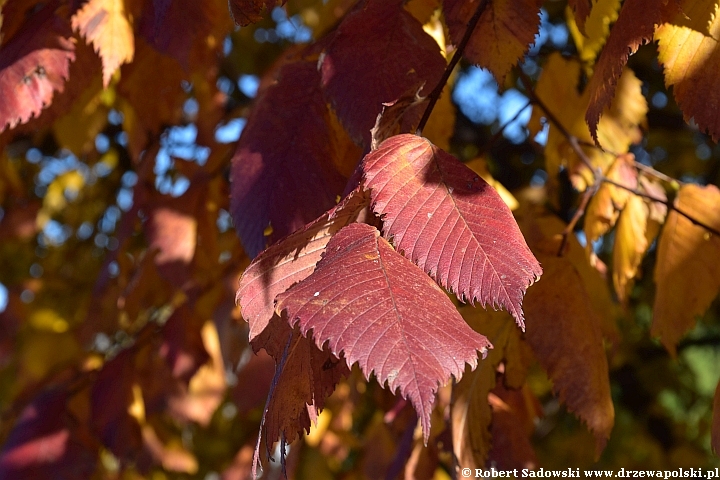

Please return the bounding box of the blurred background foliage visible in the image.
[0,0,719,478]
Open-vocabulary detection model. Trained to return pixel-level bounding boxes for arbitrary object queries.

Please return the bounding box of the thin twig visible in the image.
[633,160,681,186]
[601,177,720,237]
[416,0,489,135]
[520,70,720,239]
[557,182,599,256]
[482,100,532,154]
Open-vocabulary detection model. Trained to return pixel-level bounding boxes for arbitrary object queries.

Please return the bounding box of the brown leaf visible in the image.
[444,0,543,84]
[452,308,521,470]
[0,2,75,133]
[652,184,720,355]
[487,382,539,470]
[524,253,614,452]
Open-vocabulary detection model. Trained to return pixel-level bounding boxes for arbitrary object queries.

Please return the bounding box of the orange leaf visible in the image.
[656,0,720,141]
[444,0,543,84]
[652,184,720,355]
[72,0,134,87]
[585,0,677,140]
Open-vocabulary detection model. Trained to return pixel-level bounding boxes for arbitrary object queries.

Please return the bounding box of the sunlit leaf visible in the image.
[656,0,720,141]
[277,223,491,441]
[652,184,720,354]
[362,134,541,328]
[444,0,543,83]
[71,0,134,87]
[0,4,75,133]
[236,188,370,342]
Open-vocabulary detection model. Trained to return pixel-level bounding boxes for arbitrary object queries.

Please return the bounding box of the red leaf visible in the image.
[229,0,283,26]
[91,348,143,462]
[0,390,96,480]
[320,0,445,144]
[231,60,350,257]
[237,188,370,343]
[362,134,542,328]
[276,222,491,441]
[585,0,679,140]
[160,304,210,383]
[0,2,75,133]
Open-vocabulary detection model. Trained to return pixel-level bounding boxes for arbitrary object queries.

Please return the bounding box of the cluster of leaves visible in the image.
[0,0,719,478]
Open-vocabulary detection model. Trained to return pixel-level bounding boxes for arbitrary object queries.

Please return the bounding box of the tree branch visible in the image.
[519,70,720,240]
[415,0,489,135]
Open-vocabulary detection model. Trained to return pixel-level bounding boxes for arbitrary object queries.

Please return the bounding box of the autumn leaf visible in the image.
[585,0,678,140]
[524,253,614,452]
[443,0,543,84]
[231,60,352,257]
[452,307,529,469]
[0,389,97,479]
[229,0,283,26]
[257,321,349,452]
[0,3,75,133]
[567,0,593,33]
[584,153,638,245]
[567,0,621,73]
[652,184,720,355]
[277,223,491,441]
[656,0,720,141]
[487,382,539,469]
[71,0,134,87]
[236,188,370,343]
[530,54,646,189]
[362,134,542,328]
[320,0,445,144]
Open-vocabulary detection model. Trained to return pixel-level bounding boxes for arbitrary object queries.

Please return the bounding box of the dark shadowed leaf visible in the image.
[320,0,445,144]
[443,0,543,83]
[160,304,210,383]
[487,381,539,470]
[91,348,143,462]
[237,188,370,342]
[229,0,283,26]
[231,60,351,257]
[0,2,75,133]
[0,389,96,480]
[362,134,542,328]
[276,222,491,441]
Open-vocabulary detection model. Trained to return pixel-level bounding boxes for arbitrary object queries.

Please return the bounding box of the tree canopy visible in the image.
[0,0,719,478]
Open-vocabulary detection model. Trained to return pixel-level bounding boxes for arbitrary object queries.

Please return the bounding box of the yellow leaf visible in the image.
[652,184,720,355]
[567,0,621,71]
[72,0,135,87]
[613,195,649,302]
[656,0,720,140]
[529,53,646,189]
[583,153,638,245]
